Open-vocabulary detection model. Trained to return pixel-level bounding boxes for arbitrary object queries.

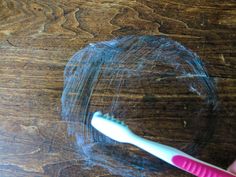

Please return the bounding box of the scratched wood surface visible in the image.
[0,0,235,177]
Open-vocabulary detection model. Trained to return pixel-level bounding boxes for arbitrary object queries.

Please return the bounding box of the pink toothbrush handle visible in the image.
[172,155,236,177]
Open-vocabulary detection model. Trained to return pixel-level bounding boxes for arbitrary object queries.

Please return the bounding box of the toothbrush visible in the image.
[91,111,236,177]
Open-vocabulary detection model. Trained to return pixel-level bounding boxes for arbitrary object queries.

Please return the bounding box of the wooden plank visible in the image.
[0,0,235,176]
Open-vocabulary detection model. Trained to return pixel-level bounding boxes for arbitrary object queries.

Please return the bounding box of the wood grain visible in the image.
[0,0,235,176]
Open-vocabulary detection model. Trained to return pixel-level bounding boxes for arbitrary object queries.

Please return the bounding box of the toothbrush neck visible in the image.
[129,133,162,148]
[128,133,182,164]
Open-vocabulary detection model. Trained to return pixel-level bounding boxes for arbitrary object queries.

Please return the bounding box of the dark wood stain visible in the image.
[0,0,235,176]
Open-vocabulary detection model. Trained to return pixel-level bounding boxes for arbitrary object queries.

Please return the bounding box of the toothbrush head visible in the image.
[91,111,133,143]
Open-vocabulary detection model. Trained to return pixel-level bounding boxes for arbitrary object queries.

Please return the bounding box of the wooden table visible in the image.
[0,0,235,176]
